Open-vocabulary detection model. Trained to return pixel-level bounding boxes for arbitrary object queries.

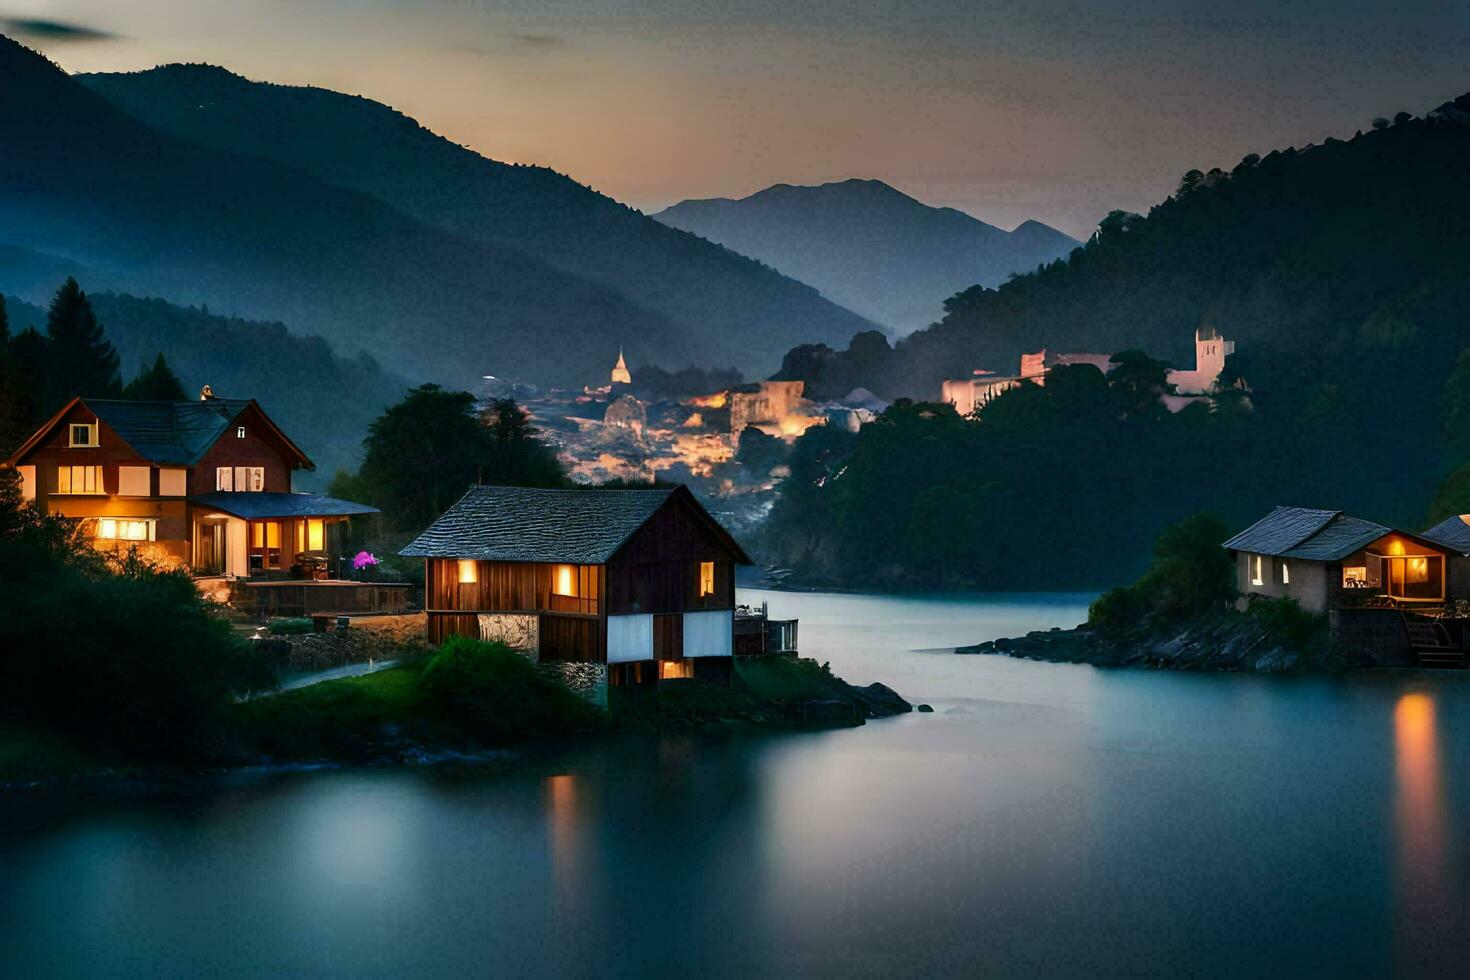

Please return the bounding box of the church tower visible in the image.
[611,347,632,385]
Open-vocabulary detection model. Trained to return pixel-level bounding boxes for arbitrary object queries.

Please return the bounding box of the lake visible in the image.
[5,589,1470,977]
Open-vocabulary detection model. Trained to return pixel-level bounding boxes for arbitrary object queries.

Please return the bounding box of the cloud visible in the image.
[1,17,119,42]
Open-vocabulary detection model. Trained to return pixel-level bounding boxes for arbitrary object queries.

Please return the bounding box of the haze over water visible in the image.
[4,590,1469,976]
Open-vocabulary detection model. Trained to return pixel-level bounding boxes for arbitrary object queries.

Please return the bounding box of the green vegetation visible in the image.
[328,385,565,530]
[418,637,605,742]
[267,617,315,635]
[765,102,1470,588]
[1088,513,1237,639]
[0,469,275,764]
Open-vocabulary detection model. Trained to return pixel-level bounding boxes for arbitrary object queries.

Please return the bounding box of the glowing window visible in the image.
[1343,566,1367,585]
[1250,554,1263,587]
[236,426,246,439]
[1281,561,1290,585]
[659,661,694,680]
[1408,557,1429,584]
[95,518,154,541]
[699,560,716,597]
[457,559,478,584]
[56,465,102,494]
[306,519,325,551]
[554,564,577,597]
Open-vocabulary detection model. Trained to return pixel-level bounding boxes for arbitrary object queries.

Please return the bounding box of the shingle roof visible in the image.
[189,492,378,520]
[1422,515,1470,555]
[1223,505,1423,562]
[399,484,752,564]
[1223,506,1339,556]
[89,398,254,465]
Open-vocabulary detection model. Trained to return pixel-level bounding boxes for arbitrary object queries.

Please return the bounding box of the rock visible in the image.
[847,681,913,718]
[916,703,934,713]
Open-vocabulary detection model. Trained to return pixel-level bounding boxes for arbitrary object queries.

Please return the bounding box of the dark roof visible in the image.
[1224,505,1444,562]
[1423,515,1470,555]
[399,484,752,564]
[89,398,254,465]
[190,492,378,519]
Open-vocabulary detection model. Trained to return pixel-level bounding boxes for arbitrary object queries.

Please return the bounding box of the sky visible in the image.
[7,0,1469,239]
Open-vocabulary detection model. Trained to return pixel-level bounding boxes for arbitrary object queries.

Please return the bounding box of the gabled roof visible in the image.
[4,397,314,469]
[1224,506,1446,562]
[190,492,378,520]
[1422,515,1470,555]
[399,484,752,565]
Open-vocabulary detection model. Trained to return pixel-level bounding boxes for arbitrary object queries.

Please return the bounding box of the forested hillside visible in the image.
[760,96,1470,590]
[78,62,875,376]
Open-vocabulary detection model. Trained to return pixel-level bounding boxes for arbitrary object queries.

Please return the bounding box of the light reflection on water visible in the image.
[4,591,1470,977]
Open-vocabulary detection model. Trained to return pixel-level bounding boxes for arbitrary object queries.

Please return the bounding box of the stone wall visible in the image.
[478,613,540,657]
[1328,608,1415,667]
[538,662,609,708]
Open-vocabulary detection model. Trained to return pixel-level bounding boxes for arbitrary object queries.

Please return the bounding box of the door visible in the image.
[193,522,225,575]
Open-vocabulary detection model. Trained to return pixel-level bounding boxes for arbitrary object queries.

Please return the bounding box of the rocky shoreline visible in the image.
[958,609,1373,673]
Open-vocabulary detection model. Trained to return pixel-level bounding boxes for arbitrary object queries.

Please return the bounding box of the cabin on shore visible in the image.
[401,484,753,688]
[1224,507,1451,613]
[2,393,404,615]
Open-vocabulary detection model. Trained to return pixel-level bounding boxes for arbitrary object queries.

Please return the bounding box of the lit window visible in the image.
[68,423,97,447]
[56,465,102,494]
[1250,554,1263,587]
[306,519,324,552]
[659,661,694,680]
[458,559,478,584]
[1343,566,1367,585]
[159,468,187,496]
[216,467,233,492]
[554,564,577,597]
[1281,561,1290,585]
[95,518,154,541]
[1408,557,1429,584]
[699,560,716,597]
[118,465,150,497]
[236,426,246,439]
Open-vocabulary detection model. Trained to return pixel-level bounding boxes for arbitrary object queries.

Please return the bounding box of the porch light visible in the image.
[458,559,477,584]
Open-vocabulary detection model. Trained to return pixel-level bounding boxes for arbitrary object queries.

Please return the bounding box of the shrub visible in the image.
[1245,595,1326,650]
[1088,512,1237,638]
[268,617,314,635]
[418,637,603,741]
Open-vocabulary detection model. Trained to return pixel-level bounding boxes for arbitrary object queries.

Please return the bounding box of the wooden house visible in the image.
[3,394,400,613]
[400,484,753,685]
[1225,506,1452,612]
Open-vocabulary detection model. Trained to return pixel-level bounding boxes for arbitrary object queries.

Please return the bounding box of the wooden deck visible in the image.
[230,579,411,617]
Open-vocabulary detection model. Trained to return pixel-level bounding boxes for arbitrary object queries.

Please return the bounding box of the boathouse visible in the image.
[400,484,753,687]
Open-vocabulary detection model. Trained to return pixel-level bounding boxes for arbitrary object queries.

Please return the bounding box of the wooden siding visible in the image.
[189,406,296,495]
[540,614,601,663]
[426,559,601,615]
[606,494,741,616]
[654,613,684,661]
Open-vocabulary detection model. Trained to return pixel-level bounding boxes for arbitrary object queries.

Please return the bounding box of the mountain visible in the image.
[2,289,407,484]
[652,179,1078,332]
[75,62,876,378]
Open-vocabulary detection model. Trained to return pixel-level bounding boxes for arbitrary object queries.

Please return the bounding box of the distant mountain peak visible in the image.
[654,179,1078,332]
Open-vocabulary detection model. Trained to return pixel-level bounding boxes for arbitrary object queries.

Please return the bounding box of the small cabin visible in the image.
[401,484,753,686]
[1225,506,1452,612]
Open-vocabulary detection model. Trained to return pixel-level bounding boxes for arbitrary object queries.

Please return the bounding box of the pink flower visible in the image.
[353,550,380,570]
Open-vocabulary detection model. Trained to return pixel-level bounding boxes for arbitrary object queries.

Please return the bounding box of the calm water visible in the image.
[5,589,1470,978]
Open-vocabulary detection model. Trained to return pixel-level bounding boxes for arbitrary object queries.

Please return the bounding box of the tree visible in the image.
[122,353,188,401]
[45,278,120,409]
[1107,349,1174,417]
[347,386,565,530]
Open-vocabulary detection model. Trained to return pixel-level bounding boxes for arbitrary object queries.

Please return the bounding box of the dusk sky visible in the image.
[9,0,1469,238]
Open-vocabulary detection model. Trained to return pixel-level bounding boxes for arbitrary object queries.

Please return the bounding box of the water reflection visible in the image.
[1393,692,1451,969]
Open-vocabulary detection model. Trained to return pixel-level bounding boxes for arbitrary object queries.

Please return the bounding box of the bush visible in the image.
[418,637,603,741]
[1245,595,1326,650]
[1089,512,1237,638]
[0,551,276,760]
[268,617,314,635]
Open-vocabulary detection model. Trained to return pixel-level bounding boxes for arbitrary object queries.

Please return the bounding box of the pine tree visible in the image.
[45,278,120,410]
[0,294,36,456]
[122,353,188,401]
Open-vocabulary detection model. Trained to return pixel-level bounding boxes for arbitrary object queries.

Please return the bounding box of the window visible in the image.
[306,518,324,552]
[236,426,246,439]
[699,560,716,597]
[56,465,102,494]
[457,559,478,584]
[95,518,155,541]
[1280,561,1290,585]
[159,468,187,496]
[68,423,97,447]
[553,564,577,597]
[216,466,264,492]
[118,466,151,497]
[1250,554,1263,587]
[658,661,694,680]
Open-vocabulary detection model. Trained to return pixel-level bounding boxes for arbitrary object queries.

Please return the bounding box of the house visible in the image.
[400,484,753,688]
[3,393,399,613]
[1419,514,1470,598]
[1224,506,1451,612]
[942,350,1112,416]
